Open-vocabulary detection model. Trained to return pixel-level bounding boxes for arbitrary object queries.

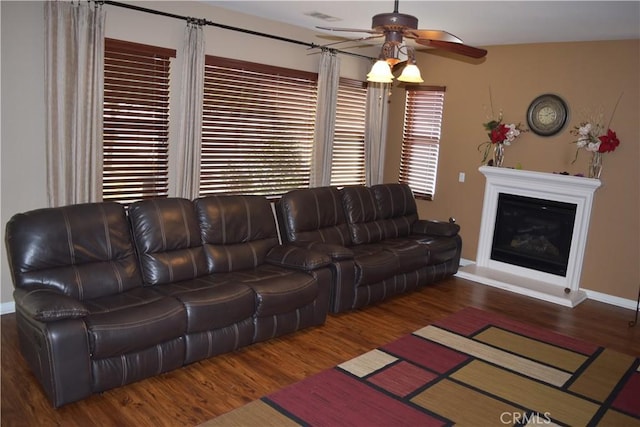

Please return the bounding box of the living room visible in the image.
[1,1,639,424]
[2,1,639,313]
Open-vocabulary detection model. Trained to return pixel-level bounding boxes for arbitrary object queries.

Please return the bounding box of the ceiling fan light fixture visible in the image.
[367,59,394,83]
[398,63,424,83]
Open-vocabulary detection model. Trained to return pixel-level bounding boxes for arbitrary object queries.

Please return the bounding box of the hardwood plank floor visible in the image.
[2,277,639,426]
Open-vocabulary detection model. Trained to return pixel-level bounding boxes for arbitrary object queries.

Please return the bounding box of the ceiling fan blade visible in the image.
[415,39,488,59]
[316,26,383,35]
[404,29,462,44]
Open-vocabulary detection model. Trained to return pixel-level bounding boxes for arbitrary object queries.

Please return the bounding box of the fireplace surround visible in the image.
[456,166,601,307]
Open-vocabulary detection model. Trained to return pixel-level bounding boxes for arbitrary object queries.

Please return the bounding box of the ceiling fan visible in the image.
[316,0,487,82]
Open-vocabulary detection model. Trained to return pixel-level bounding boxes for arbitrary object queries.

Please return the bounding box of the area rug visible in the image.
[202,307,640,426]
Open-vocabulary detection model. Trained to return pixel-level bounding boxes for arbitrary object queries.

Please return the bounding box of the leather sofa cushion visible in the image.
[381,238,430,273]
[5,202,142,300]
[277,186,351,246]
[195,195,280,272]
[157,277,256,333]
[341,186,386,245]
[350,245,399,286]
[378,216,417,239]
[84,288,186,359]
[248,271,318,317]
[373,184,419,239]
[129,198,209,285]
[372,183,418,218]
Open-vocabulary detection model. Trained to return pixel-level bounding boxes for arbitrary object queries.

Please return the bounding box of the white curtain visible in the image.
[176,20,205,199]
[365,82,390,185]
[44,1,105,207]
[309,49,340,188]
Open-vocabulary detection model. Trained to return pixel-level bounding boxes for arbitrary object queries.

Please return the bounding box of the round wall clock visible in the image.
[526,94,568,136]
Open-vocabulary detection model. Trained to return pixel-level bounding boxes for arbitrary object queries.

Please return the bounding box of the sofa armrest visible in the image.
[412,219,460,237]
[14,288,89,322]
[291,241,354,261]
[266,245,332,271]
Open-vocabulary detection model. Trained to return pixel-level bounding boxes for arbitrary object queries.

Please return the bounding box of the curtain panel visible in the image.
[309,49,340,187]
[44,1,105,206]
[309,49,340,188]
[176,21,205,199]
[365,83,390,186]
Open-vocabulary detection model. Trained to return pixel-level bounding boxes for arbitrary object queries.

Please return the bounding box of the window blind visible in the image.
[200,56,318,198]
[330,78,367,187]
[399,86,446,200]
[103,38,175,204]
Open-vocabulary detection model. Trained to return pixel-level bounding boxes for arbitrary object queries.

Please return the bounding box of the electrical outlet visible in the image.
[458,172,465,183]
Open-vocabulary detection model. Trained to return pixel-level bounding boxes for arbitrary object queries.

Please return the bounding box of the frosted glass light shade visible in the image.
[367,60,394,83]
[397,63,424,83]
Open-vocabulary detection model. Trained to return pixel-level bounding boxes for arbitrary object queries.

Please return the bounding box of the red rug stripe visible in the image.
[612,371,640,417]
[367,360,439,397]
[267,368,445,427]
[382,334,470,373]
[435,306,598,355]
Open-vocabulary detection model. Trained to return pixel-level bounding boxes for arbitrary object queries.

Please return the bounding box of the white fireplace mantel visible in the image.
[456,166,601,307]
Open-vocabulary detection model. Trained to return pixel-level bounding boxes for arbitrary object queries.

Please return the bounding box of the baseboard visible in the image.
[584,288,639,311]
[1,301,15,315]
[458,258,639,312]
[459,258,475,267]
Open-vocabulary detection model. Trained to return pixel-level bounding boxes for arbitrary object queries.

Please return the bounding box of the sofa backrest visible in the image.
[340,185,387,245]
[195,195,279,272]
[5,202,142,300]
[128,197,209,285]
[372,183,419,238]
[277,186,352,246]
[341,184,419,244]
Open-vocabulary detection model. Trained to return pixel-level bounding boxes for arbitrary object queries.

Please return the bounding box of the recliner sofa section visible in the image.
[277,183,462,313]
[5,195,331,407]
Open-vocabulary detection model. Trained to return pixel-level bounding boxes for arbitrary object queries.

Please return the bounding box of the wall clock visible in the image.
[526,94,568,136]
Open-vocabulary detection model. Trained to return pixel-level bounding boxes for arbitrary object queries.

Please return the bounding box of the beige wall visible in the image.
[386,40,640,302]
[1,2,638,308]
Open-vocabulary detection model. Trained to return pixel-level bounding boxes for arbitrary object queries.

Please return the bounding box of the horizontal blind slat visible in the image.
[103,38,172,204]
[330,77,367,187]
[200,57,318,198]
[399,87,446,200]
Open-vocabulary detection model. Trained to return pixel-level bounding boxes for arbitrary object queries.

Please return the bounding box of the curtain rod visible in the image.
[102,1,375,61]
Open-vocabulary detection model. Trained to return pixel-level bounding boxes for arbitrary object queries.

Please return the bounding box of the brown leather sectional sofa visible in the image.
[277,184,462,313]
[5,184,461,407]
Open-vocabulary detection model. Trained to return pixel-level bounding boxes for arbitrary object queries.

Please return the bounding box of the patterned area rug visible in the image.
[202,307,640,426]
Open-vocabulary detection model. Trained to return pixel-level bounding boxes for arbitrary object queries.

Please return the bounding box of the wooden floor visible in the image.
[2,277,639,426]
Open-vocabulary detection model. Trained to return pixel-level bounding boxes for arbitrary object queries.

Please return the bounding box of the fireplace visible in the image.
[456,167,601,307]
[491,194,577,276]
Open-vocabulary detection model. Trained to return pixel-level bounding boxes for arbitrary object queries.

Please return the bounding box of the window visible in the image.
[200,56,318,198]
[330,78,367,187]
[398,86,446,200]
[103,38,175,204]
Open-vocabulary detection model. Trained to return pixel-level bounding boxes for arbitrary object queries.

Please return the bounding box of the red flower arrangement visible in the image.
[571,121,621,158]
[478,114,526,164]
[597,129,620,153]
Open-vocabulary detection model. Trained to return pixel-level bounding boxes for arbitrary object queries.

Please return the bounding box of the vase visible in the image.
[493,143,505,167]
[588,152,603,179]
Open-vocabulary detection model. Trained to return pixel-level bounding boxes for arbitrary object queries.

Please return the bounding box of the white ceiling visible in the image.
[204,1,640,49]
